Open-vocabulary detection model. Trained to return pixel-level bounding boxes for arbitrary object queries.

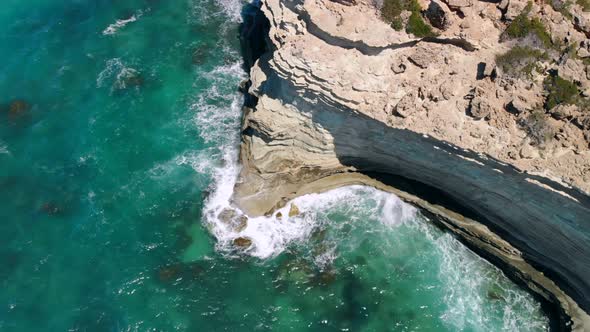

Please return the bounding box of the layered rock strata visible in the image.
[235,0,590,329]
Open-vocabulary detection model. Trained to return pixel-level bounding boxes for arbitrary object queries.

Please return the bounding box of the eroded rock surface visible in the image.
[235,0,590,329]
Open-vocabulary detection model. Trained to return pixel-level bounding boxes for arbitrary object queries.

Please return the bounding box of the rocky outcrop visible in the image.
[235,0,590,329]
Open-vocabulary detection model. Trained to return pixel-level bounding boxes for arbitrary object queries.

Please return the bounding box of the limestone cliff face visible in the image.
[235,0,590,329]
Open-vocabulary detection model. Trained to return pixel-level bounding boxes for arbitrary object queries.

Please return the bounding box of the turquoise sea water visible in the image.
[0,0,550,331]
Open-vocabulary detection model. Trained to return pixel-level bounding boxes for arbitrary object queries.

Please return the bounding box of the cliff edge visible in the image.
[235,0,590,329]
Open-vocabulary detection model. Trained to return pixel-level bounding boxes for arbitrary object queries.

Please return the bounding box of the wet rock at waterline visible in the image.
[233,237,253,248]
[288,203,300,217]
[217,208,248,232]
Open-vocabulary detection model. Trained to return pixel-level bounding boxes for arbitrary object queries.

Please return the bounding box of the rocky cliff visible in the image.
[235,0,590,329]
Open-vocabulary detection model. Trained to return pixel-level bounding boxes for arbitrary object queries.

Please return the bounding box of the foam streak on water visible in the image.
[102,10,143,35]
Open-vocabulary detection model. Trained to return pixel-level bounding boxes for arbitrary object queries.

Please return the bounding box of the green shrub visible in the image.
[577,0,590,11]
[381,0,405,25]
[406,11,436,37]
[391,17,404,30]
[380,0,435,36]
[496,46,548,77]
[504,2,553,48]
[520,111,555,145]
[544,75,579,110]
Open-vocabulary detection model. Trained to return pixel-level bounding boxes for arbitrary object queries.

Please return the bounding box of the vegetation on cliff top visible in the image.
[496,46,548,78]
[543,74,580,110]
[503,2,553,48]
[381,0,436,37]
[520,111,556,145]
[578,0,590,11]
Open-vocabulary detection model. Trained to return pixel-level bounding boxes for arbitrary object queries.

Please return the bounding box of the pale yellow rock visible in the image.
[288,203,300,217]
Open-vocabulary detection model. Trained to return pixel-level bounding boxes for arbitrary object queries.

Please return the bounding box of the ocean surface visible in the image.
[0,0,550,331]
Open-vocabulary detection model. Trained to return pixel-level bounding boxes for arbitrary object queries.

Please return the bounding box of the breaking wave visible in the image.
[102,11,143,35]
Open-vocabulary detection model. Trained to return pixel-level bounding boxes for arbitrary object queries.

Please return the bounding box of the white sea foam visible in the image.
[214,0,244,23]
[96,58,123,88]
[432,226,549,331]
[204,180,418,259]
[0,141,9,155]
[96,58,141,92]
[188,47,548,331]
[102,11,142,35]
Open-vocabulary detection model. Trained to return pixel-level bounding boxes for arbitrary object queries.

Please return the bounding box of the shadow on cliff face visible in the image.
[248,45,590,322]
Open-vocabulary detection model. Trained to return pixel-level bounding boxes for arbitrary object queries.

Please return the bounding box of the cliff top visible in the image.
[256,0,590,193]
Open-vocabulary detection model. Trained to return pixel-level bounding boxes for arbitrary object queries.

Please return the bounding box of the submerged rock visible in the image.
[156,262,207,284]
[40,202,63,215]
[314,269,337,286]
[6,99,30,119]
[9,100,29,114]
[486,284,506,302]
[157,263,183,283]
[114,68,143,90]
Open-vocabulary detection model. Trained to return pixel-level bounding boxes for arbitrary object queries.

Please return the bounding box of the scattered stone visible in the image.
[578,40,590,58]
[440,84,455,100]
[558,58,586,85]
[505,98,530,115]
[519,144,537,159]
[507,150,518,159]
[549,104,578,121]
[218,208,237,223]
[573,114,590,130]
[233,237,253,248]
[408,46,438,69]
[483,63,496,79]
[395,93,418,118]
[235,215,249,232]
[442,0,472,12]
[469,96,492,120]
[218,208,248,232]
[275,211,283,219]
[573,12,590,38]
[391,58,407,74]
[504,0,528,20]
[426,0,453,30]
[288,203,300,217]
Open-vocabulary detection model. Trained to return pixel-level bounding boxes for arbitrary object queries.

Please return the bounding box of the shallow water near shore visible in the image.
[0,0,550,330]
